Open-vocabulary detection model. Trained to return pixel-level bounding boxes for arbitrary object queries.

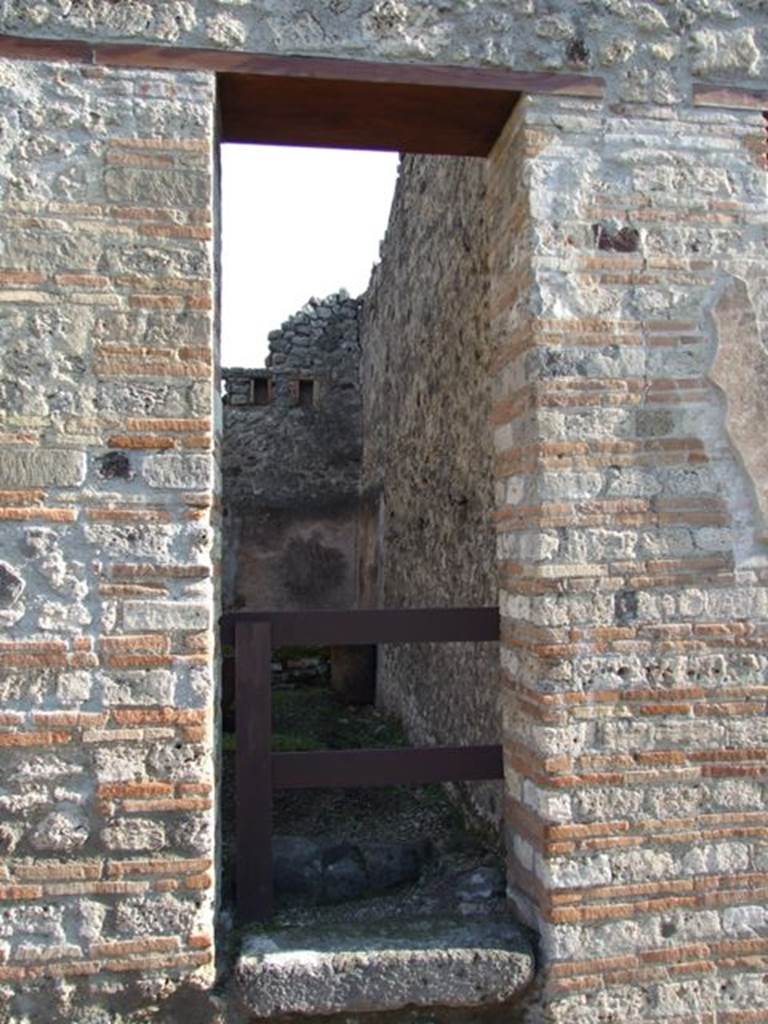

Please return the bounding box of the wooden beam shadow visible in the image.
[218,74,519,155]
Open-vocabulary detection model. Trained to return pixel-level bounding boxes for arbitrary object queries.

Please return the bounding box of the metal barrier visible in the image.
[221,608,503,922]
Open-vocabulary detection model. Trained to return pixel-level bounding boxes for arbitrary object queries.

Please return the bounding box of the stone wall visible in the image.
[0,5,766,1021]
[489,94,768,1023]
[222,292,362,611]
[0,59,217,1020]
[359,155,501,828]
[1,1,766,106]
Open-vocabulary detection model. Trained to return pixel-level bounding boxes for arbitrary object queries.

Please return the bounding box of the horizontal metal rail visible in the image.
[272,745,503,790]
[233,607,501,923]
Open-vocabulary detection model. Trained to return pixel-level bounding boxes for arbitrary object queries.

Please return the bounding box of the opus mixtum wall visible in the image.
[0,4,766,1023]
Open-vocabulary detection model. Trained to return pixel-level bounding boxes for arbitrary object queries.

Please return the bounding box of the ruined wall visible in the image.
[489,94,768,1022]
[222,292,361,611]
[1,1,766,106]
[359,155,501,827]
[0,58,217,1021]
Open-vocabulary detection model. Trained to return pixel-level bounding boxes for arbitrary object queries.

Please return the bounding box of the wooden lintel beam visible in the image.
[0,31,604,97]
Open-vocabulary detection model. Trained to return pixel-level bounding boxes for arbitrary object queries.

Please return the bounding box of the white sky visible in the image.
[220,144,400,368]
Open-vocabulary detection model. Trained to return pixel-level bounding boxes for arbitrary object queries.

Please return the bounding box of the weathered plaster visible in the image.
[710,276,768,543]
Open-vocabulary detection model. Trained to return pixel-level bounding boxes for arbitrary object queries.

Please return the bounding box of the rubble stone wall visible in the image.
[0,58,217,1021]
[222,293,361,611]
[359,154,502,828]
[1,1,767,107]
[0,4,765,1020]
[489,94,768,1022]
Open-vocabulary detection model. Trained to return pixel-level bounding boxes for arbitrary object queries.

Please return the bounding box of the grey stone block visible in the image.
[236,915,535,1017]
[455,865,506,902]
[30,809,89,852]
[123,601,210,631]
[143,453,212,489]
[0,449,86,488]
[104,167,209,207]
[272,836,428,903]
[321,842,368,902]
[362,840,428,891]
[273,836,323,896]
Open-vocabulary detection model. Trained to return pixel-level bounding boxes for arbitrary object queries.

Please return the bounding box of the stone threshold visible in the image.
[235,914,535,1019]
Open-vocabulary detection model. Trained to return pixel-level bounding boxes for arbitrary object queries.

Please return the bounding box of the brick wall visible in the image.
[0,27,765,1024]
[0,59,217,1019]
[490,94,768,1021]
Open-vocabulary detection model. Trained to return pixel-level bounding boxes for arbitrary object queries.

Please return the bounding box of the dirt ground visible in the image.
[220,676,505,925]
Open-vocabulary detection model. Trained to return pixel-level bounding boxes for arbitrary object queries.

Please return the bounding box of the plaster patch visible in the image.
[709,278,768,542]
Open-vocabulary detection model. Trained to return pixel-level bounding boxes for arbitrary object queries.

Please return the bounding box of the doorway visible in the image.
[215,63,520,924]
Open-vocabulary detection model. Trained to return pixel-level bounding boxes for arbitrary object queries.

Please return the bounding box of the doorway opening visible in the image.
[216,66,520,934]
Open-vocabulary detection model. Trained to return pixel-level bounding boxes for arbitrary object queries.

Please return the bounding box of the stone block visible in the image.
[143,453,212,489]
[682,842,750,876]
[102,669,175,705]
[104,167,209,207]
[56,671,94,704]
[691,27,761,77]
[538,853,612,888]
[723,905,766,937]
[123,601,210,631]
[102,818,166,852]
[0,450,86,488]
[93,745,148,783]
[30,809,89,852]
[236,916,534,1017]
[84,523,175,559]
[115,893,202,941]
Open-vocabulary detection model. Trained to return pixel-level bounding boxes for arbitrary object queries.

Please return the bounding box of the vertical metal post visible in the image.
[235,620,273,922]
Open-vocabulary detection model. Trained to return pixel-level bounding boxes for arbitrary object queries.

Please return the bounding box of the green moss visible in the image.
[272,732,324,753]
[223,687,407,755]
[272,685,407,753]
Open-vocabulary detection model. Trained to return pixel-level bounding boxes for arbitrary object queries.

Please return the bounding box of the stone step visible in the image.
[235,914,535,1018]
